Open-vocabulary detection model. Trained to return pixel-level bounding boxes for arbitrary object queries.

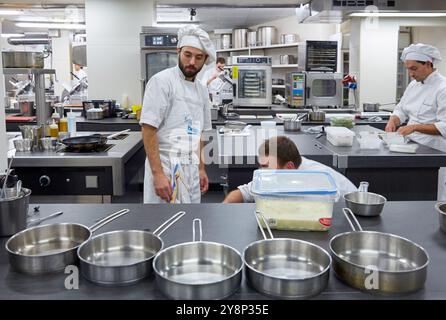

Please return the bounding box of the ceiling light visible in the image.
[350,12,446,17]
[1,33,25,38]
[153,22,200,28]
[16,22,86,30]
[0,10,23,15]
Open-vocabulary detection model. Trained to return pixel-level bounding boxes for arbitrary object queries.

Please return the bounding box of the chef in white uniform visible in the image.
[223,136,357,203]
[385,43,446,152]
[140,25,214,203]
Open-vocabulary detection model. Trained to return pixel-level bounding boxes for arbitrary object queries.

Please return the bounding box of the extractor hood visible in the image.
[303,0,446,23]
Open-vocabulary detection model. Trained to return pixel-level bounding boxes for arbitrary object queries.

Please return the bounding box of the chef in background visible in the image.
[385,43,446,152]
[223,136,357,203]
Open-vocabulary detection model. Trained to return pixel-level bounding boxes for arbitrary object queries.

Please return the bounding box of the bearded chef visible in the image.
[139,25,215,203]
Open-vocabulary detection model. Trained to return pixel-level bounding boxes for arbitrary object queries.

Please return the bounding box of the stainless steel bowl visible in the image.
[344,191,387,217]
[309,111,326,122]
[283,119,302,132]
[434,202,446,232]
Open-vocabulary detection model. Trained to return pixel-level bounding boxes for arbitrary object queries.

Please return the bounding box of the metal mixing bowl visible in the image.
[344,191,387,217]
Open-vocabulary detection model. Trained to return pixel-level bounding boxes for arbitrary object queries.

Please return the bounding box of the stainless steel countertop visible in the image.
[215,125,446,169]
[0,202,444,300]
[7,132,144,195]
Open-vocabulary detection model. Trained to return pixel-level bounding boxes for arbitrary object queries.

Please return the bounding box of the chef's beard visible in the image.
[179,58,203,78]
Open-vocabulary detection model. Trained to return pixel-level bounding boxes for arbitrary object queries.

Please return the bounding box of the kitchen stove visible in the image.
[57,144,115,153]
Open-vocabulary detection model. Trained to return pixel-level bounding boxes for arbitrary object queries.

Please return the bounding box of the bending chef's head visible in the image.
[177,25,216,79]
[258,136,302,170]
[401,43,442,82]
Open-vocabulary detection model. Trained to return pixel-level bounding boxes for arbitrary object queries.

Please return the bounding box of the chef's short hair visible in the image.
[216,57,226,64]
[258,136,302,168]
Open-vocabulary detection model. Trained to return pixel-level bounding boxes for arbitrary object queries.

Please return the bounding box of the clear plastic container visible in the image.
[325,126,355,147]
[251,170,339,231]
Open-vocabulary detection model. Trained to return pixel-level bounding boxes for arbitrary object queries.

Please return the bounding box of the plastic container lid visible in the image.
[325,126,355,137]
[251,170,338,196]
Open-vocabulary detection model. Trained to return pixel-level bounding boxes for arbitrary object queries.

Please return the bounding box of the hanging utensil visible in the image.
[1,156,14,199]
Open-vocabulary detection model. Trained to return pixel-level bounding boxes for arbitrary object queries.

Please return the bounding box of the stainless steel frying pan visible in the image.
[77,211,186,286]
[243,212,331,299]
[329,208,429,294]
[153,219,243,300]
[5,209,130,275]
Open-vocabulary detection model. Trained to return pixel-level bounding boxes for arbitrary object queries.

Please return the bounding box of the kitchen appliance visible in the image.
[2,51,44,68]
[256,26,277,46]
[232,56,272,108]
[140,27,178,98]
[330,208,429,294]
[298,41,338,72]
[285,72,343,108]
[232,28,248,48]
[5,209,130,275]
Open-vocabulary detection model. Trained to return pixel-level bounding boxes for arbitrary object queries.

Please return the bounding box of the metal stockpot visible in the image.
[434,202,446,232]
[247,31,257,47]
[2,51,44,68]
[309,110,326,122]
[363,103,380,112]
[232,28,248,48]
[77,211,185,286]
[5,209,130,275]
[221,34,231,49]
[257,26,277,46]
[0,188,31,237]
[283,119,302,132]
[153,219,243,300]
[329,208,429,294]
[243,213,331,299]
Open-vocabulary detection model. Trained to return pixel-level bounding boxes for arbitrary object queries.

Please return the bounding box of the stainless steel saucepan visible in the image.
[5,209,130,275]
[77,211,186,286]
[329,208,429,294]
[243,213,331,299]
[153,219,243,300]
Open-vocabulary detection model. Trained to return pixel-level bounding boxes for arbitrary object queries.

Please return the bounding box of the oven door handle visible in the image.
[306,86,310,99]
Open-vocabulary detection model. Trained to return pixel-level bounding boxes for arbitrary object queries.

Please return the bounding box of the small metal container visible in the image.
[40,137,58,151]
[0,188,31,237]
[309,111,326,122]
[86,108,104,120]
[363,103,380,112]
[283,119,302,132]
[434,202,446,232]
[13,139,24,152]
[344,192,387,217]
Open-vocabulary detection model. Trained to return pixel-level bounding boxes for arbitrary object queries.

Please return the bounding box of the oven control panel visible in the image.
[14,167,113,195]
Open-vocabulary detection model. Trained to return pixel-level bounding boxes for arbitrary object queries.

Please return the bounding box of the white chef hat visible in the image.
[401,43,442,64]
[177,25,216,65]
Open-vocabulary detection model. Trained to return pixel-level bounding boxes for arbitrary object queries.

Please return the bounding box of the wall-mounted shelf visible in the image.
[3,68,55,75]
[216,42,302,53]
[271,64,299,68]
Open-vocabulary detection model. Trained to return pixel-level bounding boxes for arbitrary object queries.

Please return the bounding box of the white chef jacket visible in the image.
[237,157,358,203]
[392,70,446,152]
[140,65,212,203]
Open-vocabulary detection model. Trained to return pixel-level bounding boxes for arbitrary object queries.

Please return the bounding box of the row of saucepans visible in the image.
[4,196,434,299]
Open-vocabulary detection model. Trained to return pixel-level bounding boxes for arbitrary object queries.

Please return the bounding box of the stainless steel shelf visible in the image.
[3,68,55,75]
[271,64,299,68]
[216,42,302,53]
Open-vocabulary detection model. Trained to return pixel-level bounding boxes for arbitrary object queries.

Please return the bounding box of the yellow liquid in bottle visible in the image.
[50,124,59,138]
[59,118,68,132]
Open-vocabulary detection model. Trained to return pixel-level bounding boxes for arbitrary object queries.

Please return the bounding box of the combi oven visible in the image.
[140,27,178,97]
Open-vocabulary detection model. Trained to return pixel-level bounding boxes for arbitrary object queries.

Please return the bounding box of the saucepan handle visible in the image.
[254,211,274,240]
[89,208,130,232]
[342,207,363,231]
[153,211,186,236]
[192,218,202,242]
